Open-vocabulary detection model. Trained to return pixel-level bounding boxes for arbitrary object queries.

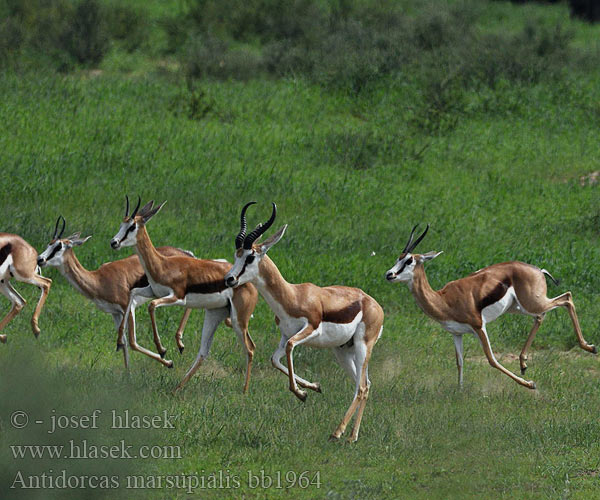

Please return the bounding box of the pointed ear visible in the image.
[258,225,287,254]
[139,200,154,216]
[142,201,166,224]
[71,235,92,247]
[419,251,443,262]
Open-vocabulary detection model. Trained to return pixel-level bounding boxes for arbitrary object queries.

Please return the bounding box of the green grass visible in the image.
[1,0,600,498]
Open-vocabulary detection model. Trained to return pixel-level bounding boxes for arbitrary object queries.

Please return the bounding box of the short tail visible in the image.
[177,248,196,258]
[541,268,560,286]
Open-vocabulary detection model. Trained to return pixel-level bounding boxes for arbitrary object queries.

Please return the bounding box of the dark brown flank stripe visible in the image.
[0,243,12,267]
[323,300,361,324]
[186,280,228,295]
[130,274,149,290]
[477,277,512,312]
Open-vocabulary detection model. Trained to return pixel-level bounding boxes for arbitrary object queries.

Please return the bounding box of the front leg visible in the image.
[286,325,317,402]
[118,285,156,350]
[148,295,186,357]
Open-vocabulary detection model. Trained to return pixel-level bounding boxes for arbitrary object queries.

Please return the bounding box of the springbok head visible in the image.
[38,216,92,267]
[385,224,442,284]
[224,202,286,288]
[110,196,165,250]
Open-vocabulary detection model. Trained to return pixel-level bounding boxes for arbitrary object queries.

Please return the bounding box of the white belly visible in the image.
[302,312,363,348]
[184,290,230,309]
[481,286,517,324]
[440,320,473,334]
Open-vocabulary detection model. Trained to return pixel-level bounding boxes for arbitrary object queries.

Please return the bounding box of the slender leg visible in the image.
[333,346,358,381]
[271,336,321,391]
[175,308,192,353]
[118,286,155,350]
[550,292,596,354]
[174,307,229,392]
[475,326,536,389]
[126,289,174,367]
[22,274,51,337]
[453,334,464,388]
[231,289,257,393]
[519,314,544,374]
[112,313,129,370]
[0,281,27,343]
[285,325,317,401]
[330,337,372,442]
[148,295,184,357]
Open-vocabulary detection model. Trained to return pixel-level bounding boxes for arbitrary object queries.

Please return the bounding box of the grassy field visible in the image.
[1,0,600,498]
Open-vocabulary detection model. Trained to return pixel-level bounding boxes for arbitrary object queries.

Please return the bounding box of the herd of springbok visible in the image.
[0,198,595,441]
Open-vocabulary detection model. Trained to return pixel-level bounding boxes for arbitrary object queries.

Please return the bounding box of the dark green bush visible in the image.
[105,4,149,52]
[60,0,108,65]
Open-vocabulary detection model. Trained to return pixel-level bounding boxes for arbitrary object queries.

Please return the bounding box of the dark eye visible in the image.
[126,224,136,235]
[406,257,413,265]
[245,255,255,264]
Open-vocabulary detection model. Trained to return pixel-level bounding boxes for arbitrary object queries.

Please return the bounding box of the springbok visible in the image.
[385,225,597,389]
[37,216,196,368]
[224,202,384,442]
[110,197,258,392]
[0,232,52,343]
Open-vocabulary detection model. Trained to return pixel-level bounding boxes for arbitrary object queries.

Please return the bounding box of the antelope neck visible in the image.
[59,249,99,298]
[410,264,447,321]
[254,256,297,317]
[134,225,166,282]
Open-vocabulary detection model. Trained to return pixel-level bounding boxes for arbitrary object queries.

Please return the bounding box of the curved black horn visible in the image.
[243,202,277,249]
[52,216,61,239]
[58,215,66,239]
[408,224,429,253]
[403,224,419,253]
[131,196,141,218]
[125,195,130,217]
[235,201,256,249]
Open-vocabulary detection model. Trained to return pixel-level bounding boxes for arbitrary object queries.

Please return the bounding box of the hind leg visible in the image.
[175,307,228,392]
[548,292,596,354]
[519,314,545,374]
[21,274,51,337]
[0,281,27,343]
[453,334,464,388]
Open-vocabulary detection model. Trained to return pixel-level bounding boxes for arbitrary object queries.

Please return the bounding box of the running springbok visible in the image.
[110,197,258,392]
[0,232,52,343]
[38,216,196,368]
[385,225,597,389]
[224,202,384,442]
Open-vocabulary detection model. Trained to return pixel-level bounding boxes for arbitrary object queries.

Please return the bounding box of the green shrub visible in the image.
[105,4,149,52]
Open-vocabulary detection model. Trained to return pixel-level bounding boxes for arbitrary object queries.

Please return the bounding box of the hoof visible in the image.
[166,360,174,369]
[591,345,598,355]
[528,381,536,390]
[159,350,167,359]
[347,435,358,444]
[315,383,322,393]
[178,346,184,354]
[295,391,307,402]
[520,366,527,375]
[33,331,40,339]
[116,344,124,352]
[0,335,6,344]
[328,434,340,442]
